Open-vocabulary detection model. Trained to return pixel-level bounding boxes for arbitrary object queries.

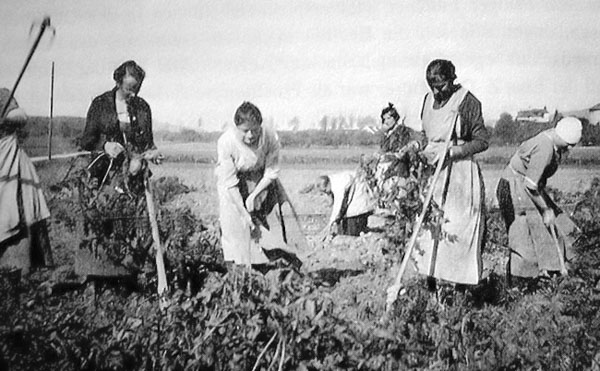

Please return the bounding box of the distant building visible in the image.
[589,103,600,125]
[515,107,552,123]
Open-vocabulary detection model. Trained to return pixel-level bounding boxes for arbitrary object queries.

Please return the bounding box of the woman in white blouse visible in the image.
[215,102,304,266]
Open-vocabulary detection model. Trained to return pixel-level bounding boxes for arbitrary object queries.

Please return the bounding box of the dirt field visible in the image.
[150,158,600,282]
[151,161,600,220]
[4,147,600,369]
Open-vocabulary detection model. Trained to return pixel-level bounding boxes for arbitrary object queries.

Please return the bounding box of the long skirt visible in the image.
[340,212,371,236]
[411,158,485,285]
[218,179,306,266]
[496,169,577,277]
[0,135,51,271]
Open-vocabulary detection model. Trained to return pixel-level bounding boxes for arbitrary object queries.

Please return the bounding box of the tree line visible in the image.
[19,112,600,153]
[491,112,600,146]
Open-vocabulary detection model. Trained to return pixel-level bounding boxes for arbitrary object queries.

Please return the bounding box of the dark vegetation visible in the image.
[21,112,600,157]
[153,115,600,148]
[491,113,600,146]
[1,154,600,369]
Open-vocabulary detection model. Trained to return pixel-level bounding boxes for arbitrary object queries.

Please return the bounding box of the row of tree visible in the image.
[492,113,600,146]
[20,112,600,152]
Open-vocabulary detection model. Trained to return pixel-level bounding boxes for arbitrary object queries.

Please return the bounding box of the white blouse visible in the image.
[215,125,280,189]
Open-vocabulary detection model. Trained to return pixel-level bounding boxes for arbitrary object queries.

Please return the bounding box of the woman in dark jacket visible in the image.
[81,60,158,164]
[75,61,160,276]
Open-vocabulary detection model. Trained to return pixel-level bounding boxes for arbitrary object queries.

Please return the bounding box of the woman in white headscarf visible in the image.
[497,117,582,279]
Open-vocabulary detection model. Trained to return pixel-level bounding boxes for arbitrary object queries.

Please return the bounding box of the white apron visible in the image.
[216,127,306,266]
[412,88,484,285]
[0,135,50,243]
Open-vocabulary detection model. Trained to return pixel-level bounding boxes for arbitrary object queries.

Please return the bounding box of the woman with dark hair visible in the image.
[379,103,415,155]
[74,61,160,277]
[216,102,305,266]
[81,60,158,162]
[411,59,489,287]
[375,103,422,191]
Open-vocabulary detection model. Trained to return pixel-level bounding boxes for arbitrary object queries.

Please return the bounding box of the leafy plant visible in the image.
[3,166,600,370]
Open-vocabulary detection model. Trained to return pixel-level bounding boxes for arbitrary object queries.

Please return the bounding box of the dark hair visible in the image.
[315,175,330,194]
[113,60,146,86]
[234,101,262,126]
[381,102,400,121]
[426,59,457,82]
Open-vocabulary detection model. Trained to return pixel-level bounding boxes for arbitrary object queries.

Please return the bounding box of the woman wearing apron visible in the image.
[412,59,489,287]
[216,102,304,266]
[497,117,581,281]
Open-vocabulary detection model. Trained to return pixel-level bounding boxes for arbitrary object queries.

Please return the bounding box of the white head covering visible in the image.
[555,117,582,145]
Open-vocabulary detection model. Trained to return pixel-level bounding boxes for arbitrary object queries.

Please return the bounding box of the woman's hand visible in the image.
[245,190,269,212]
[319,222,337,242]
[104,141,125,158]
[319,227,331,242]
[543,208,556,227]
[245,193,257,212]
[143,149,163,163]
[449,145,467,161]
[242,211,255,230]
[128,156,144,176]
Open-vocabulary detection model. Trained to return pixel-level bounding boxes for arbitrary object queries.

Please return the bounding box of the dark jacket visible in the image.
[453,91,489,157]
[80,88,155,154]
[379,124,423,153]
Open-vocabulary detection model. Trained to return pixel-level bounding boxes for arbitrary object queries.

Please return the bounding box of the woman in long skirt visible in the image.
[0,88,52,275]
[412,60,488,286]
[497,117,581,279]
[216,102,305,266]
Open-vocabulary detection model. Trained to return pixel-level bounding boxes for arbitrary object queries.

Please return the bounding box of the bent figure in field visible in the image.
[411,59,489,287]
[316,170,377,238]
[497,117,582,280]
[216,101,306,267]
[0,88,52,275]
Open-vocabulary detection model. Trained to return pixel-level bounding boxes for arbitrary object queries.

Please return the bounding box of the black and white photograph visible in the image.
[1,1,600,369]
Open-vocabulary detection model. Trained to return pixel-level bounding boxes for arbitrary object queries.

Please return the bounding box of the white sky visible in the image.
[1,0,599,131]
